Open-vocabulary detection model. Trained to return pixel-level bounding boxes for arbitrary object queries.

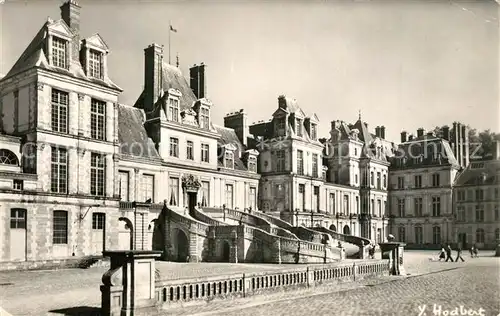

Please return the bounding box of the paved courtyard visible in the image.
[0,251,498,316]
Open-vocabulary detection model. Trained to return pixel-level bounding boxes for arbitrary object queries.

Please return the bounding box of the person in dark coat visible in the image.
[455,243,465,262]
[445,244,454,262]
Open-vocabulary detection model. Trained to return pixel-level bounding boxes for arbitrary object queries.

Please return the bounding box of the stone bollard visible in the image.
[378,242,406,275]
[101,250,162,316]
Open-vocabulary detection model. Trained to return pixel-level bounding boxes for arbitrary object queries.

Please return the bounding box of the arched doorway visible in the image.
[343,225,350,235]
[329,224,336,232]
[118,217,133,250]
[222,241,230,262]
[176,229,190,262]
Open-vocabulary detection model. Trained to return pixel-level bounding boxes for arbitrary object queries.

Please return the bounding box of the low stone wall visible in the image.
[154,260,390,308]
[0,256,100,271]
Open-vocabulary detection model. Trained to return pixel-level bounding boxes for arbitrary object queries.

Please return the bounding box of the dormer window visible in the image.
[88,49,103,79]
[311,123,317,140]
[199,106,210,129]
[168,97,180,122]
[52,36,68,69]
[275,117,286,137]
[224,151,234,169]
[296,119,303,137]
[248,156,257,172]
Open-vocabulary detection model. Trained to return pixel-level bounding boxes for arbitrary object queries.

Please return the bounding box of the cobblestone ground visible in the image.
[0,251,498,316]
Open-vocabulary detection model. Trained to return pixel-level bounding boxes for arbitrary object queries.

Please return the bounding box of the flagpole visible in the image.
[168,20,171,65]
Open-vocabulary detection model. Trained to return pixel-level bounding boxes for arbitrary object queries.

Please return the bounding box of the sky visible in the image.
[0,0,498,143]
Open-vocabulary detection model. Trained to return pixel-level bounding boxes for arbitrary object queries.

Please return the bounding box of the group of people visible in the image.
[438,243,478,262]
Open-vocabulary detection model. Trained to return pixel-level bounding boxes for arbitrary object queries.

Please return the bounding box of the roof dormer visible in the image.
[46,19,73,70]
[244,149,259,173]
[222,143,237,169]
[193,98,213,130]
[165,88,181,123]
[305,113,320,141]
[80,34,109,80]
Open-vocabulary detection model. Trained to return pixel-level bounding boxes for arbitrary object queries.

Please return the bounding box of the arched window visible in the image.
[476,228,485,243]
[0,149,19,165]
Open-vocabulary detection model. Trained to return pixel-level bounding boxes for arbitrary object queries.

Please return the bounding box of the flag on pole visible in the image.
[170,25,177,33]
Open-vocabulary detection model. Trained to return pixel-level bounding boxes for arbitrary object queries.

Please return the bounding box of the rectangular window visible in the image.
[356,196,360,213]
[414,197,423,217]
[51,36,68,69]
[141,174,154,203]
[432,226,441,245]
[475,189,483,201]
[457,190,465,201]
[414,175,422,188]
[313,186,320,211]
[53,210,68,244]
[224,151,234,169]
[311,124,317,140]
[432,196,441,217]
[51,89,68,133]
[169,177,179,206]
[201,181,210,207]
[376,172,381,189]
[13,179,24,191]
[248,156,257,172]
[88,49,102,79]
[397,176,404,189]
[92,213,105,230]
[343,195,349,214]
[276,118,286,136]
[168,98,180,122]
[200,107,210,128]
[398,226,406,242]
[91,99,106,140]
[119,171,129,201]
[10,208,26,229]
[249,187,257,210]
[186,141,194,160]
[383,175,387,188]
[90,153,106,196]
[457,206,465,222]
[296,119,303,137]
[51,147,68,193]
[495,188,499,199]
[475,205,484,222]
[312,154,318,178]
[225,184,234,209]
[170,138,179,157]
[297,150,304,175]
[276,150,285,172]
[494,206,499,221]
[432,173,440,187]
[398,199,405,217]
[370,172,374,186]
[329,193,335,214]
[201,144,209,162]
[377,200,381,217]
[415,226,423,244]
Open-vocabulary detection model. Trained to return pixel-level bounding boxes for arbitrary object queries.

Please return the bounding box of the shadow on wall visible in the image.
[49,306,101,316]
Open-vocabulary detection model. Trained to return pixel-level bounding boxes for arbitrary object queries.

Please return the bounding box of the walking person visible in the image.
[469,246,474,258]
[445,244,454,262]
[438,246,446,261]
[473,243,479,258]
[455,243,465,262]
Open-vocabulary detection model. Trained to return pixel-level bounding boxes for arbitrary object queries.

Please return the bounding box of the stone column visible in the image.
[133,202,151,251]
[101,250,162,316]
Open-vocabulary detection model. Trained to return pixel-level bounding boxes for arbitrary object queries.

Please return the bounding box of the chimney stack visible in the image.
[462,124,469,167]
[224,109,248,147]
[494,140,500,160]
[190,63,207,99]
[401,131,407,143]
[375,126,381,138]
[144,43,164,112]
[409,134,414,141]
[60,0,81,62]
[417,128,424,138]
[380,126,386,139]
[442,125,450,141]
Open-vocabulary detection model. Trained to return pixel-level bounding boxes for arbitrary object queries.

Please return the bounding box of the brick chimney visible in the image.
[401,131,407,143]
[224,109,248,147]
[375,126,381,138]
[462,124,470,167]
[442,125,450,141]
[417,128,424,138]
[144,43,164,112]
[380,126,386,139]
[190,63,207,99]
[60,0,81,62]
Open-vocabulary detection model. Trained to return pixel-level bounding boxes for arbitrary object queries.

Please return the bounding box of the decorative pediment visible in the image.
[47,19,73,40]
[181,174,202,192]
[308,113,320,123]
[83,33,109,52]
[223,143,238,152]
[168,88,182,97]
[198,98,213,107]
[181,109,198,126]
[272,107,288,117]
[294,107,307,119]
[245,149,259,156]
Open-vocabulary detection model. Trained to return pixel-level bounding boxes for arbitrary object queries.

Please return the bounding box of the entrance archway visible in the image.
[176,229,190,262]
[329,224,336,232]
[222,241,230,262]
[343,225,351,235]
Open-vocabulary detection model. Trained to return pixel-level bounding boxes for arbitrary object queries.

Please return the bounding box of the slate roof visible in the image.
[351,119,373,143]
[2,19,121,91]
[213,125,248,171]
[454,159,500,186]
[117,104,160,160]
[134,62,197,111]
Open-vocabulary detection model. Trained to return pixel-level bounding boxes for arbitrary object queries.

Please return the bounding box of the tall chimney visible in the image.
[401,131,407,143]
[144,43,164,112]
[494,140,500,160]
[190,63,207,99]
[442,125,450,141]
[462,124,469,167]
[224,109,248,147]
[60,0,81,62]
[453,122,460,166]
[380,126,386,139]
[417,128,424,138]
[375,126,381,138]
[409,134,414,141]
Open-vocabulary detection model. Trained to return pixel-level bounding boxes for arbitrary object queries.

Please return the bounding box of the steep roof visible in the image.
[351,119,372,143]
[117,104,160,160]
[134,62,197,111]
[454,160,500,186]
[2,19,121,91]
